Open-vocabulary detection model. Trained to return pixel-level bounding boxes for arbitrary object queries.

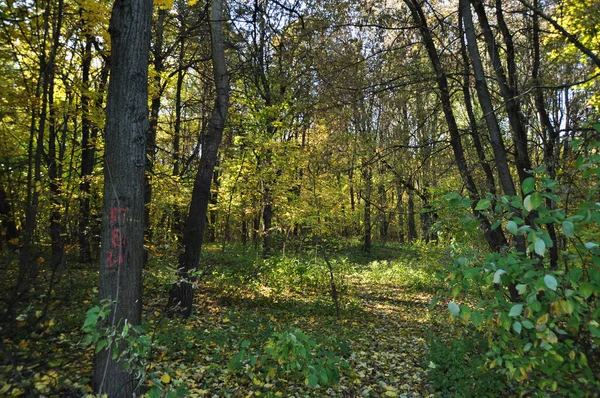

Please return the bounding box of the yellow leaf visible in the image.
[0,384,11,394]
[385,392,398,397]
[160,373,171,384]
[10,387,24,397]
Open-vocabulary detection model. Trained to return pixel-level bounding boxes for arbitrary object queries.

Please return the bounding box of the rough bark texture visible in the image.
[92,0,152,395]
[168,0,229,317]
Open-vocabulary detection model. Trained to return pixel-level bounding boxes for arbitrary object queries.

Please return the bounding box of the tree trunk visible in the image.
[168,0,229,317]
[407,188,417,242]
[461,0,517,198]
[532,0,559,269]
[0,187,18,252]
[144,8,168,263]
[407,0,507,251]
[15,0,58,304]
[47,0,66,263]
[458,7,496,194]
[92,0,152,394]
[396,184,404,243]
[472,0,532,184]
[362,163,372,252]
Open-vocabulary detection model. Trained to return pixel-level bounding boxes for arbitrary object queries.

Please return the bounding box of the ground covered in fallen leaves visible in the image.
[1,243,466,397]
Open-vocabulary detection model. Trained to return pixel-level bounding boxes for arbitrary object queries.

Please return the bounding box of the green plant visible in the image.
[81,300,188,397]
[228,327,349,388]
[426,332,508,397]
[438,141,600,395]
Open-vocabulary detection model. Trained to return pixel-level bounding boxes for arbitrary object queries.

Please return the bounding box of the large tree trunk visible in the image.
[168,0,229,317]
[92,0,152,394]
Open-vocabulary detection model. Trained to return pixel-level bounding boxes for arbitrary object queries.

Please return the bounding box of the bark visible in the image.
[47,0,65,262]
[461,0,517,198]
[362,163,372,252]
[262,181,273,258]
[472,0,532,183]
[532,0,559,269]
[407,188,417,241]
[0,188,18,252]
[15,0,58,303]
[92,0,153,394]
[168,0,229,317]
[396,184,404,243]
[406,0,507,251]
[458,6,496,194]
[144,8,168,261]
[79,35,94,263]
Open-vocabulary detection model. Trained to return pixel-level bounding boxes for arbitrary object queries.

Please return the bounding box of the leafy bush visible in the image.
[426,332,507,397]
[81,301,188,397]
[439,141,600,395]
[228,327,349,388]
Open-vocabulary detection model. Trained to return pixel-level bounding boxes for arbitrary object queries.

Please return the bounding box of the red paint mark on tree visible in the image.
[106,207,128,270]
[111,207,128,223]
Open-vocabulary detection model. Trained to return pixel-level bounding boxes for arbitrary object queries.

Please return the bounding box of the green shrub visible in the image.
[228,327,349,388]
[426,332,508,397]
[439,141,600,395]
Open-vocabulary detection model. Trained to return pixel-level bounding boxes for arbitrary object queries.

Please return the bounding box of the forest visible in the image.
[0,0,599,396]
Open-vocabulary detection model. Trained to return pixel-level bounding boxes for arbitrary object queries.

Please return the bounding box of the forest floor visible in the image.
[0,243,484,397]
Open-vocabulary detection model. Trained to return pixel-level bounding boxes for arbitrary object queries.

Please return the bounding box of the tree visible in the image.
[92,0,153,394]
[168,0,229,317]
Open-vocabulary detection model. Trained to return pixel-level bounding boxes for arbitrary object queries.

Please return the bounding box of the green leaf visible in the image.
[448,302,460,317]
[516,284,527,295]
[569,268,583,282]
[509,304,523,317]
[534,238,546,257]
[530,192,543,210]
[524,195,533,211]
[475,198,491,210]
[95,338,108,353]
[493,269,506,284]
[584,242,598,250]
[579,282,595,299]
[148,386,161,398]
[513,321,522,334]
[522,177,535,195]
[562,221,575,238]
[308,373,319,387]
[506,220,518,235]
[522,320,534,329]
[544,275,558,291]
[471,310,483,327]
